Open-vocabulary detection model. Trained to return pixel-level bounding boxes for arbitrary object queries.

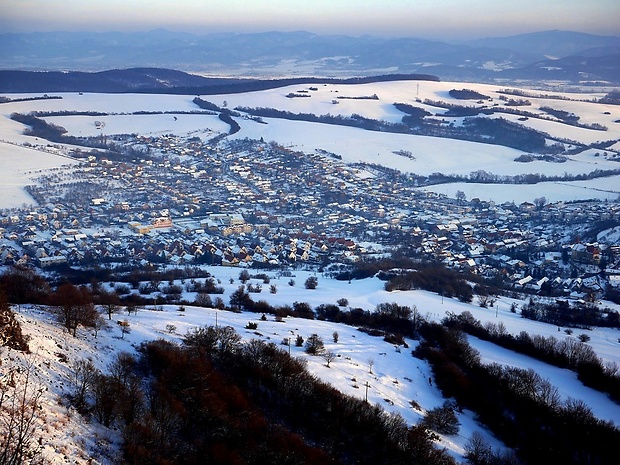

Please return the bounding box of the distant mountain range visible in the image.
[0,29,618,84]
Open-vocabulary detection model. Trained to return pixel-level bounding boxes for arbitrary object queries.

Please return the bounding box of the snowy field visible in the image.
[422,177,620,203]
[42,113,230,139]
[5,268,620,463]
[0,141,77,208]
[1,79,619,206]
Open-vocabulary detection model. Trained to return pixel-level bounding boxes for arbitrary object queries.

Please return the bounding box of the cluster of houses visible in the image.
[1,133,619,301]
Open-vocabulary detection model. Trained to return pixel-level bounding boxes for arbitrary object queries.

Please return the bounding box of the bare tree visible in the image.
[194,292,212,307]
[0,354,45,465]
[410,305,424,339]
[477,294,496,308]
[99,291,121,320]
[92,314,107,338]
[68,358,99,410]
[108,352,143,424]
[534,196,547,210]
[323,350,336,368]
[464,431,492,464]
[51,283,98,337]
[239,269,250,284]
[92,373,121,428]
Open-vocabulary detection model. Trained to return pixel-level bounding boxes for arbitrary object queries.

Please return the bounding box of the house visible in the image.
[519,202,535,213]
[152,217,173,228]
[128,222,152,234]
[571,243,601,264]
[39,255,68,267]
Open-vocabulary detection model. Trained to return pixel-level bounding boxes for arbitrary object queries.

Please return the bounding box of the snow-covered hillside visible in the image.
[4,268,620,463]
[1,79,619,206]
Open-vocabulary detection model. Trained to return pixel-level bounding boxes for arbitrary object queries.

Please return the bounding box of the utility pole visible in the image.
[364,381,370,403]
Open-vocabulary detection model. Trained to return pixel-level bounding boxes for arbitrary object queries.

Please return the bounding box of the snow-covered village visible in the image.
[2,10,620,462]
[1,76,619,465]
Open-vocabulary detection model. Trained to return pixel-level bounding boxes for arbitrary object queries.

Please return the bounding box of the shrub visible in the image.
[422,401,460,435]
[578,333,591,343]
[304,276,318,289]
[115,284,131,295]
[0,305,30,352]
[305,334,325,355]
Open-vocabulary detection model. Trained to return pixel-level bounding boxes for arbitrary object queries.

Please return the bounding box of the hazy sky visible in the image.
[2,0,619,40]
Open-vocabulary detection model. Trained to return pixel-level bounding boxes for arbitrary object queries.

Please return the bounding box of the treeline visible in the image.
[0,266,421,342]
[448,89,491,100]
[333,256,440,281]
[70,326,456,465]
[540,106,579,123]
[393,102,431,119]
[0,94,62,104]
[498,88,582,102]
[338,258,488,309]
[486,105,608,131]
[462,117,551,152]
[498,95,531,106]
[192,97,222,112]
[219,111,240,134]
[192,97,240,135]
[150,73,439,96]
[599,91,620,105]
[380,266,474,303]
[235,106,411,133]
[333,259,488,303]
[10,112,73,144]
[414,321,620,465]
[446,166,620,185]
[520,297,620,328]
[514,153,567,163]
[29,110,110,117]
[28,110,217,117]
[442,310,620,404]
[421,98,483,116]
[224,284,422,341]
[337,94,379,100]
